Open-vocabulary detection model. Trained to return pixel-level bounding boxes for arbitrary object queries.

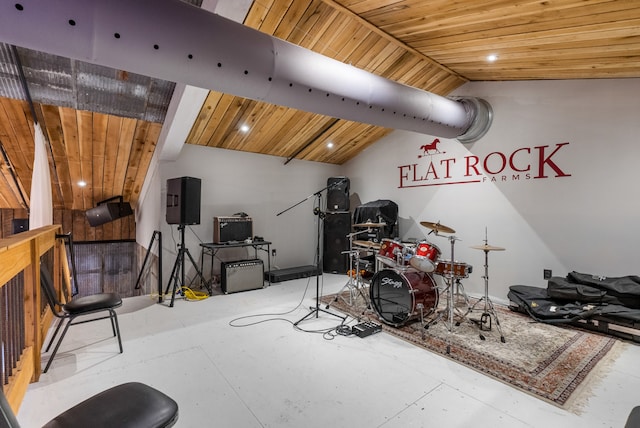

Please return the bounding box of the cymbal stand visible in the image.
[444,235,458,353]
[353,253,372,314]
[328,230,368,307]
[455,278,471,311]
[422,233,460,353]
[470,243,506,343]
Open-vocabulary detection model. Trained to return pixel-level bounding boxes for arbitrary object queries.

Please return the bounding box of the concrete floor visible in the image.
[18,273,640,427]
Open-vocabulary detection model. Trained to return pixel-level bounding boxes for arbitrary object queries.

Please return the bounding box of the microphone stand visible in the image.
[277,180,347,326]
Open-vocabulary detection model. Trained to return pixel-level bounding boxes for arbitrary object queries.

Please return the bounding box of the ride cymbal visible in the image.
[470,244,505,251]
[419,221,455,234]
[353,222,386,228]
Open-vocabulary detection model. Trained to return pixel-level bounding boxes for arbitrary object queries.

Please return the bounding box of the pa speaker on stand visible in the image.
[164,177,209,306]
[166,176,201,225]
[327,176,350,212]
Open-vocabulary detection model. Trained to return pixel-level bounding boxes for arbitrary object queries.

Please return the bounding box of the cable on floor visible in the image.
[228,274,314,327]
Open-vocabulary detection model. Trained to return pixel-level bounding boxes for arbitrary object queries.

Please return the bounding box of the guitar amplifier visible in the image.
[221,259,264,294]
[213,216,253,243]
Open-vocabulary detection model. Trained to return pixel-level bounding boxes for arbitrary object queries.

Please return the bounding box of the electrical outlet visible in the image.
[272,249,276,257]
[543,269,552,279]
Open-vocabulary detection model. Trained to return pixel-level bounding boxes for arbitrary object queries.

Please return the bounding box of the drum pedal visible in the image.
[352,321,382,338]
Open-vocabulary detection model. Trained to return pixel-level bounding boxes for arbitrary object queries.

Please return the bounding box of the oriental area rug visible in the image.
[320,289,622,410]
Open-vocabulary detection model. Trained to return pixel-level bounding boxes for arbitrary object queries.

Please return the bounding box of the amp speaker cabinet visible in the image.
[166,177,201,225]
[323,211,350,274]
[221,259,264,294]
[327,177,349,212]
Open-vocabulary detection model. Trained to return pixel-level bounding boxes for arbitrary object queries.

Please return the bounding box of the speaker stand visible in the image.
[165,224,210,307]
[135,230,162,302]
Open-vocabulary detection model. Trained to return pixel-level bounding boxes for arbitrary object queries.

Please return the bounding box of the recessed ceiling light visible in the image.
[326,141,334,148]
[78,180,87,187]
[486,54,498,62]
[239,124,250,133]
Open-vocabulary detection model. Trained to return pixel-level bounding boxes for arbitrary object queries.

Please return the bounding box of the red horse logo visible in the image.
[418,138,443,158]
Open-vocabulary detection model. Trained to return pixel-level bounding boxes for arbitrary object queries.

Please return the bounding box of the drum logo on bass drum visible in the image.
[380,276,403,289]
[398,140,571,188]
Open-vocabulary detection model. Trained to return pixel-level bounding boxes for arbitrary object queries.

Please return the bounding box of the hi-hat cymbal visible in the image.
[470,244,505,251]
[419,221,455,234]
[354,240,381,249]
[354,222,386,228]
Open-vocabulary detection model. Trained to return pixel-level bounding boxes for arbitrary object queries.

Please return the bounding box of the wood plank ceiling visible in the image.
[1,0,639,212]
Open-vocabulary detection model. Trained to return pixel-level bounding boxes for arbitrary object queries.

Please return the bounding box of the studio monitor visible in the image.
[166,177,201,225]
[327,176,350,212]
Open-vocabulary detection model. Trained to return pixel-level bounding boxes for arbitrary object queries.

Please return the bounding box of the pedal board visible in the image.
[352,321,382,338]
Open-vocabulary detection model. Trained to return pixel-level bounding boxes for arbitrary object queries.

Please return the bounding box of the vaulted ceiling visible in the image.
[1,0,639,211]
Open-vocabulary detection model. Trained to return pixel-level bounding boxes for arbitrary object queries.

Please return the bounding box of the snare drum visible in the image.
[409,240,441,273]
[377,239,411,267]
[369,269,439,327]
[434,260,472,278]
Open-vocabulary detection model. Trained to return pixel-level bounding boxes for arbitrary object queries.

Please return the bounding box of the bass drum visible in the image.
[369,269,438,327]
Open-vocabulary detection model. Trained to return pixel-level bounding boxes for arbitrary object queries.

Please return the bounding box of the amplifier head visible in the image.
[213,216,253,243]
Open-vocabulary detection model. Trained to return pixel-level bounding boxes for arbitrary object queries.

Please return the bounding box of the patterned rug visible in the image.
[321,288,621,409]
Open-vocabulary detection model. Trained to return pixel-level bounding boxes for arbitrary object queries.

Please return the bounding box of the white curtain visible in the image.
[29,122,53,229]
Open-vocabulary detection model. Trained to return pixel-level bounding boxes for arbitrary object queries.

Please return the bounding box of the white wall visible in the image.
[139,79,640,302]
[157,145,342,282]
[344,78,640,301]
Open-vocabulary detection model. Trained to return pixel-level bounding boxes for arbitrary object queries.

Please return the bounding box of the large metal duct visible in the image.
[0,0,492,142]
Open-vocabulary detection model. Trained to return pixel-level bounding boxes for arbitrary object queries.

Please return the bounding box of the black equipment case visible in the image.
[508,277,640,343]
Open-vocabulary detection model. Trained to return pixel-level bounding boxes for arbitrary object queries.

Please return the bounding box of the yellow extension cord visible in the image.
[180,286,209,301]
[149,286,209,302]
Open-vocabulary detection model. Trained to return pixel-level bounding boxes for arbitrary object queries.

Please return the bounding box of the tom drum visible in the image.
[409,240,441,273]
[377,239,412,268]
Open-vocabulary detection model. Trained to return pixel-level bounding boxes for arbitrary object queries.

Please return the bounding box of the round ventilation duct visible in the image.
[0,0,492,141]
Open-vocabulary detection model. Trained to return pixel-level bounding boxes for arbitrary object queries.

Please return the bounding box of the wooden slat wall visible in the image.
[0,98,162,211]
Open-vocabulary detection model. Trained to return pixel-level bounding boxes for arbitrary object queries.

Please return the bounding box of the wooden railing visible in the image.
[0,225,70,415]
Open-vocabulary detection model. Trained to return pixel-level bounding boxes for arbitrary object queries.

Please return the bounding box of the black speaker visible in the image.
[166,177,201,225]
[86,202,134,227]
[221,259,264,294]
[323,211,350,273]
[327,177,349,212]
[11,218,29,234]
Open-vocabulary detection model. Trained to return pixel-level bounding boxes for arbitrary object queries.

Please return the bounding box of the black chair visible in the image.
[626,406,640,428]
[40,264,123,373]
[1,382,179,427]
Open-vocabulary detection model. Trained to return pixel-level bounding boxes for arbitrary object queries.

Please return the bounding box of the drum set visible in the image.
[335,220,506,345]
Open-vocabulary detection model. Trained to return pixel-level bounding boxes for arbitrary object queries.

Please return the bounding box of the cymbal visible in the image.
[354,240,381,249]
[470,244,505,251]
[419,221,455,234]
[353,222,386,228]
